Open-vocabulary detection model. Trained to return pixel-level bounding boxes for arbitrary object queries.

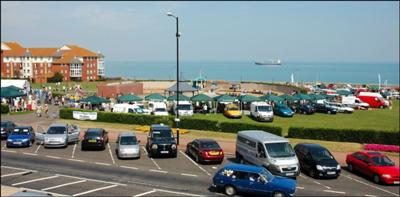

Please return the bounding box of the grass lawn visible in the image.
[192,100,400,136]
[8,111,34,115]
[31,81,101,93]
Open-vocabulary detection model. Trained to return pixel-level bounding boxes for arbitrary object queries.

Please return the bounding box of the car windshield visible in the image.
[177,104,192,110]
[310,149,334,161]
[257,106,272,112]
[120,136,138,145]
[155,108,166,112]
[47,126,66,134]
[372,156,395,166]
[201,142,220,149]
[265,142,295,158]
[135,108,144,113]
[11,128,30,135]
[152,129,173,139]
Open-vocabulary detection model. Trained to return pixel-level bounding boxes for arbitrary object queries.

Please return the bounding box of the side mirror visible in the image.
[138,140,141,143]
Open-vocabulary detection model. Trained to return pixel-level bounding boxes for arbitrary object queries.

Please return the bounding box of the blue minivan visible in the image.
[212,163,297,196]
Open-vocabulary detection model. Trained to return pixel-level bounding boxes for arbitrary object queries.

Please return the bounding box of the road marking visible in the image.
[342,174,399,196]
[120,165,138,170]
[19,187,68,197]
[312,180,331,189]
[1,171,32,178]
[23,152,37,156]
[181,173,198,177]
[56,174,126,186]
[134,189,156,197]
[95,162,111,166]
[2,143,6,149]
[299,174,309,180]
[107,143,115,164]
[45,155,61,159]
[149,169,168,173]
[179,150,211,176]
[323,190,346,194]
[296,187,305,189]
[71,143,77,158]
[365,195,377,197]
[42,180,87,191]
[12,175,59,186]
[2,150,16,153]
[68,158,85,162]
[154,188,203,197]
[212,166,217,169]
[150,158,161,170]
[72,184,118,196]
[1,165,38,172]
[141,146,148,155]
[34,144,41,153]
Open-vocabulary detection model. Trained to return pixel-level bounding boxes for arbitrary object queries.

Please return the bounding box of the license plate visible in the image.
[160,151,169,154]
[286,173,294,176]
[209,151,219,156]
[13,142,22,145]
[89,139,97,143]
[327,171,336,175]
[394,181,399,184]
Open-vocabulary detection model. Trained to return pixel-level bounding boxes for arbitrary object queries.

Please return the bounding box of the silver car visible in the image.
[116,132,140,159]
[36,123,80,148]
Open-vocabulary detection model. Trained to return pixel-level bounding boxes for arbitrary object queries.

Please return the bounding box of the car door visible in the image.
[231,170,251,193]
[255,143,267,166]
[190,141,199,158]
[35,126,46,143]
[247,173,271,196]
[67,125,80,143]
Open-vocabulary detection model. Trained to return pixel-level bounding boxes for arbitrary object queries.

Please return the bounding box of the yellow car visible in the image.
[223,103,242,118]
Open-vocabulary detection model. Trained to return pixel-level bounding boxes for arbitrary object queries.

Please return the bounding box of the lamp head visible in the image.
[166,11,173,16]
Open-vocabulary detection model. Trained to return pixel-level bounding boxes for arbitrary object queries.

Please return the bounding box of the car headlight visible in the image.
[171,144,177,150]
[337,164,341,170]
[7,139,13,142]
[21,139,29,142]
[151,144,158,149]
[316,165,323,171]
[382,174,391,178]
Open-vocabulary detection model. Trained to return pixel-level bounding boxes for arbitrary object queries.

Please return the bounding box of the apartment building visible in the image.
[1,42,105,83]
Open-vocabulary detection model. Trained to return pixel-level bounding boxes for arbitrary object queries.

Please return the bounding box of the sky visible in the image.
[1,1,399,63]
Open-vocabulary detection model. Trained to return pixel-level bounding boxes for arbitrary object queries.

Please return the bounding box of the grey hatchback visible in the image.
[116,132,141,159]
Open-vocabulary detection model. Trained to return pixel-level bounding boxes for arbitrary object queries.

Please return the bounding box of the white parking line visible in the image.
[95,162,111,166]
[72,184,118,196]
[56,174,127,186]
[181,173,198,177]
[150,158,161,170]
[12,175,59,186]
[45,155,61,159]
[323,190,346,194]
[312,180,331,189]
[134,189,156,197]
[107,143,115,164]
[23,152,38,156]
[19,187,68,197]
[34,144,41,153]
[179,150,211,176]
[342,174,399,196]
[365,195,377,197]
[296,186,305,189]
[154,188,203,197]
[68,158,85,162]
[2,143,6,149]
[42,179,87,191]
[141,146,148,155]
[120,165,138,170]
[1,171,32,178]
[2,150,16,153]
[149,169,168,174]
[1,165,38,172]
[71,143,77,158]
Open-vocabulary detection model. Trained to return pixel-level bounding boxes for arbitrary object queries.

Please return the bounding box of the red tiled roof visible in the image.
[2,42,25,56]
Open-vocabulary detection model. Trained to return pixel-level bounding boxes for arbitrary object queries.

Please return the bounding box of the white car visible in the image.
[36,123,80,148]
[327,102,354,113]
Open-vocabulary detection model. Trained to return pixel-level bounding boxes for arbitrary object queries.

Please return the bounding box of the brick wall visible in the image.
[97,83,144,98]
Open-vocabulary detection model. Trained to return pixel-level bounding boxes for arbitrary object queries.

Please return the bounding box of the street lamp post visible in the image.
[167,11,181,145]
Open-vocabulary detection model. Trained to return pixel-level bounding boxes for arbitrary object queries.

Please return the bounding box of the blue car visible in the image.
[6,126,35,148]
[212,163,297,197]
[273,104,294,117]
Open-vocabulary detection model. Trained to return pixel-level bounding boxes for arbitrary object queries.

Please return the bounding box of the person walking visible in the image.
[203,104,208,114]
[36,105,42,117]
[44,104,49,118]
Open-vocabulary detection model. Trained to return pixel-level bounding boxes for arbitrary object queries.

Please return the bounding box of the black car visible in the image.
[146,124,177,158]
[1,121,16,139]
[313,103,337,114]
[294,143,341,179]
[81,128,109,150]
[296,104,316,114]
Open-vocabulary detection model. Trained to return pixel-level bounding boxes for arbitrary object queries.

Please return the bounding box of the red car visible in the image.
[346,151,400,184]
[186,139,224,164]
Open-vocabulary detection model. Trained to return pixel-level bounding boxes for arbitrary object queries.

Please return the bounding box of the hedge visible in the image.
[179,118,219,131]
[288,127,400,145]
[220,122,283,136]
[1,104,9,114]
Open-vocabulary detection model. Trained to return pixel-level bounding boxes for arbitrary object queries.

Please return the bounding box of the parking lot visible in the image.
[2,139,399,197]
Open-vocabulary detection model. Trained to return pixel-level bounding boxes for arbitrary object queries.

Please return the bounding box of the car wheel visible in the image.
[224,185,236,196]
[303,111,307,115]
[348,163,354,172]
[309,169,316,178]
[273,191,285,197]
[28,140,32,147]
[195,154,200,163]
[373,174,380,184]
[327,110,331,114]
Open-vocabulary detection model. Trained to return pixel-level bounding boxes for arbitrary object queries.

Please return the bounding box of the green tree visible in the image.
[47,72,63,83]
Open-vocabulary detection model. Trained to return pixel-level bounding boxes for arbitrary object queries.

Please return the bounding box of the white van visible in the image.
[341,96,369,109]
[250,102,274,122]
[173,101,193,116]
[236,130,300,177]
[150,102,169,116]
[113,103,146,114]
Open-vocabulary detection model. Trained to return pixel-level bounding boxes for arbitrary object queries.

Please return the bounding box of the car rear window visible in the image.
[120,136,138,145]
[201,142,220,149]
[86,130,102,138]
[47,126,66,134]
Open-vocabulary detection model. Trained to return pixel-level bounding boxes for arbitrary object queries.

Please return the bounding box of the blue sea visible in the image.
[106,61,399,85]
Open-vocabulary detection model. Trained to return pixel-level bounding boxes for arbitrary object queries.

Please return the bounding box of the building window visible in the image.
[35,70,38,74]
[6,69,9,73]
[6,63,9,67]
[40,70,43,74]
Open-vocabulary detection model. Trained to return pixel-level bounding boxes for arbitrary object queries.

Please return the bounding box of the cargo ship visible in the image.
[255,58,282,65]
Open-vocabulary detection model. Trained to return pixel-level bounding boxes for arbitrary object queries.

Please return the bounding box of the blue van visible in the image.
[212,163,296,196]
